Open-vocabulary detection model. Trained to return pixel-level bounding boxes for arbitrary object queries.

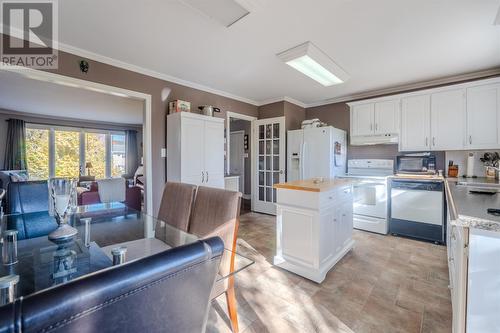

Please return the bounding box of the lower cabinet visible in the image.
[274,185,354,283]
[447,217,500,332]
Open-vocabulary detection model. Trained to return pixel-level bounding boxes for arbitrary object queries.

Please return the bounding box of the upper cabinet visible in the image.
[400,95,431,151]
[350,99,399,136]
[466,84,500,150]
[349,78,500,151]
[374,100,399,134]
[430,89,466,151]
[351,103,374,136]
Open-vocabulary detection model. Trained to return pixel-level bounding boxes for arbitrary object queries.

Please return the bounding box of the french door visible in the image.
[253,117,285,215]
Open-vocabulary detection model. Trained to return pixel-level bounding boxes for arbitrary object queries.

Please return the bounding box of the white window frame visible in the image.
[26,123,126,179]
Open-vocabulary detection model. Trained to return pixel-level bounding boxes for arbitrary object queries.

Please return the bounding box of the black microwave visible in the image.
[396,155,436,174]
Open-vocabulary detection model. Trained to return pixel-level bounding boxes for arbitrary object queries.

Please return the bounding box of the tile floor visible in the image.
[207,212,452,333]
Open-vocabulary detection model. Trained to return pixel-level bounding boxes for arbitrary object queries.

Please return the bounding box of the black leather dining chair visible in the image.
[0,237,224,333]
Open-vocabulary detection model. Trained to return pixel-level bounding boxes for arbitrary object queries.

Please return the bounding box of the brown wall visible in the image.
[6,42,259,214]
[258,101,305,131]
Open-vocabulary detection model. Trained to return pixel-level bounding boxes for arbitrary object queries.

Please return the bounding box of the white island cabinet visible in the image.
[273,179,354,283]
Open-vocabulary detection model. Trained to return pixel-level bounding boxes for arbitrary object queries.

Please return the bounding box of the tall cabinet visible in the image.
[167,112,224,188]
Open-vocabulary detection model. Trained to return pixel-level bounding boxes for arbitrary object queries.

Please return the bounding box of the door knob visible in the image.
[279,170,284,174]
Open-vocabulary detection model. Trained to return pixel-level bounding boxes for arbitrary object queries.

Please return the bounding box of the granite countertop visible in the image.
[274,178,352,192]
[445,178,500,232]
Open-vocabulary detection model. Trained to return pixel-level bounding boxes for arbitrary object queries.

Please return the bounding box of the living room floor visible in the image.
[207,212,452,333]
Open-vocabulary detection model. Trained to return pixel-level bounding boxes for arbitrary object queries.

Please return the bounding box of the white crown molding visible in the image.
[306,68,500,108]
[257,96,307,108]
[57,42,261,106]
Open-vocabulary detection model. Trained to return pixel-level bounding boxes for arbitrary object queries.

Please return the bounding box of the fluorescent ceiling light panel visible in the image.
[181,0,249,27]
[277,42,349,86]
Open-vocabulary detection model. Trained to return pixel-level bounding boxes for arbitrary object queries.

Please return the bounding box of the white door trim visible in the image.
[253,116,286,215]
[0,66,154,215]
[226,111,257,208]
[229,130,245,193]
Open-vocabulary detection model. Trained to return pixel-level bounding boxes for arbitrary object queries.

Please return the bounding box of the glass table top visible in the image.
[0,203,253,300]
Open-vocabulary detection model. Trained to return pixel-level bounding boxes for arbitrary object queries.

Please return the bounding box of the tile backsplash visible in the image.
[445,150,500,178]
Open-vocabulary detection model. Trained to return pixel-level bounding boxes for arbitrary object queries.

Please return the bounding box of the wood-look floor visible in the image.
[207,212,452,333]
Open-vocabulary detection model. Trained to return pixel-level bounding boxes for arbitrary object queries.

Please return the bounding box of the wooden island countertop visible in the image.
[273,178,353,192]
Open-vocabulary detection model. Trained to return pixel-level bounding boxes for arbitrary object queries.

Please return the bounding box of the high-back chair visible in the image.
[189,186,242,332]
[156,182,197,233]
[0,237,224,333]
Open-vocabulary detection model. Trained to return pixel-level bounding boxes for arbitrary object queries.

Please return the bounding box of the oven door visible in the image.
[352,180,387,219]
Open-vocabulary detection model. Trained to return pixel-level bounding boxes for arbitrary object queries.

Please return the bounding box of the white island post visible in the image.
[273,178,354,283]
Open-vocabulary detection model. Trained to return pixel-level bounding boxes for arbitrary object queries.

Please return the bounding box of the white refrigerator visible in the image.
[287,126,347,181]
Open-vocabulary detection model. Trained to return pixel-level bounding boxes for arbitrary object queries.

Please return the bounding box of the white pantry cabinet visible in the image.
[167,112,224,188]
[274,182,354,283]
[400,94,431,151]
[466,84,500,149]
[350,100,399,136]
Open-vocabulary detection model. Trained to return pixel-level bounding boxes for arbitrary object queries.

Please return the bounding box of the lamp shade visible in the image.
[85,162,93,169]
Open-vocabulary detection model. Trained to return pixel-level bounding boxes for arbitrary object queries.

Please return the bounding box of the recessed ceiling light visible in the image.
[277,42,349,87]
[181,0,250,27]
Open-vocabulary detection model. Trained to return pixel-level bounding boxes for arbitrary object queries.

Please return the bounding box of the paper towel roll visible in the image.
[466,152,475,177]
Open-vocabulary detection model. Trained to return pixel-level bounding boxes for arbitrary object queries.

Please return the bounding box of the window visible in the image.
[54,130,80,178]
[26,127,49,179]
[85,132,106,179]
[25,124,128,180]
[111,134,126,177]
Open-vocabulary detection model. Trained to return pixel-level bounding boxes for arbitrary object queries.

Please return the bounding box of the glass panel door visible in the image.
[253,117,285,215]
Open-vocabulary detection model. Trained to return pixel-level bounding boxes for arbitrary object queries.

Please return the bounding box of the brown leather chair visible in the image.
[188,186,242,332]
[156,182,197,233]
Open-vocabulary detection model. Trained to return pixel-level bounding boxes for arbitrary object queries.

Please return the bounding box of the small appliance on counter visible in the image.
[389,153,446,244]
[198,105,221,117]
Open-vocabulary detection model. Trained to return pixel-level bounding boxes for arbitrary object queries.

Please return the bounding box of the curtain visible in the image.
[3,119,27,170]
[125,130,139,178]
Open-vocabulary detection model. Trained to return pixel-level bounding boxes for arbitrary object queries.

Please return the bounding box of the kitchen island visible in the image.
[445,178,500,333]
[273,178,354,283]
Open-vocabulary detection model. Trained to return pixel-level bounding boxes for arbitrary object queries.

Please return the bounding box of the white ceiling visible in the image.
[0,71,144,124]
[57,0,500,106]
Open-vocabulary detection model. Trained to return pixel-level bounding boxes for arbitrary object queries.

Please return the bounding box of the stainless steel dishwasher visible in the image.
[389,179,446,244]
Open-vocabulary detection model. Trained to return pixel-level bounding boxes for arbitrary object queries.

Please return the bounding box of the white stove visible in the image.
[347,159,394,235]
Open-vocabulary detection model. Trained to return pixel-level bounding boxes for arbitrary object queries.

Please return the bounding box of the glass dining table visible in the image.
[0,202,253,302]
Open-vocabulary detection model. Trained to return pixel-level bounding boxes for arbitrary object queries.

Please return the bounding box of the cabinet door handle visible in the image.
[425,137,428,147]
[370,124,373,131]
[432,137,436,146]
[375,123,378,131]
[202,171,205,183]
[469,136,472,145]
[206,172,209,183]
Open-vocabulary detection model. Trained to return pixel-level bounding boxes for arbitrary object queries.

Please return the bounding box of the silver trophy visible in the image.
[48,178,78,244]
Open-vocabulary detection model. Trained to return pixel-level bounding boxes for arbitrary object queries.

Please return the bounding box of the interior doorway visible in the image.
[226,112,256,212]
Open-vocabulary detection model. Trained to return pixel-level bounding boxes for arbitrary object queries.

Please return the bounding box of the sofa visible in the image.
[78,180,142,212]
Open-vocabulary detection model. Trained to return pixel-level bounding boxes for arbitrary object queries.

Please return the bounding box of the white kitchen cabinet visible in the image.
[350,100,399,137]
[351,103,374,136]
[400,94,431,151]
[167,112,224,188]
[274,180,354,283]
[466,84,500,149]
[430,89,466,151]
[374,100,399,134]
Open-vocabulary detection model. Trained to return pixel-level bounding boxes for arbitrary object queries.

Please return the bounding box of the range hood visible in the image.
[350,133,399,146]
